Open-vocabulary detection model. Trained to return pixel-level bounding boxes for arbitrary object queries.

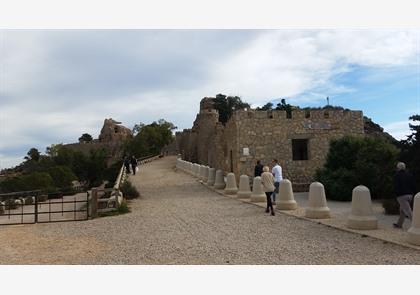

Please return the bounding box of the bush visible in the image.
[117,200,130,214]
[315,136,399,201]
[120,181,140,199]
[382,198,400,215]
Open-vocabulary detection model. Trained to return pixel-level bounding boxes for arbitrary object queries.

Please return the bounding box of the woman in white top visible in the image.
[261,166,275,216]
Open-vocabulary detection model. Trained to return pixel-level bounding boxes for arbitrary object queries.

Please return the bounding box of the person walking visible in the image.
[393,162,416,229]
[124,157,131,174]
[271,159,283,205]
[254,160,263,177]
[261,166,275,216]
[130,155,138,175]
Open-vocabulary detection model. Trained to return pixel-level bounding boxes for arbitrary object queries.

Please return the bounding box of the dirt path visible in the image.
[1,156,420,264]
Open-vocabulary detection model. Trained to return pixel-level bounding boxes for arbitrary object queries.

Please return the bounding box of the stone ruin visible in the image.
[98,118,133,143]
[64,118,132,167]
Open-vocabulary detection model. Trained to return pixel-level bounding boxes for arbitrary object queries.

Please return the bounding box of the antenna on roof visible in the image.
[326,96,330,106]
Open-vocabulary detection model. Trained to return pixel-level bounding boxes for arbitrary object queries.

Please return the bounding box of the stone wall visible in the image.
[175,98,365,190]
[231,109,364,186]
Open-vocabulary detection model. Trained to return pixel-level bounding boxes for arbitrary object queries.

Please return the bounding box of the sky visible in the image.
[1,29,419,169]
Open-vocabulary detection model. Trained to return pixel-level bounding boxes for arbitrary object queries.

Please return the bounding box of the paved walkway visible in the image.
[1,156,420,264]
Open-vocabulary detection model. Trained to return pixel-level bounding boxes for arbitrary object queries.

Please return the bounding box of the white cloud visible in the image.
[382,120,412,140]
[1,30,419,168]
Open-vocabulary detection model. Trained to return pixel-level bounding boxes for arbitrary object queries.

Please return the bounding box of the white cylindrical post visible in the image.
[347,185,378,230]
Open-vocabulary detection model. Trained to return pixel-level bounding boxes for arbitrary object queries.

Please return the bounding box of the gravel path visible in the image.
[1,156,420,264]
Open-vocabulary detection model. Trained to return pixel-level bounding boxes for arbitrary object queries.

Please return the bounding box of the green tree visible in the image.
[399,114,420,189]
[275,99,294,118]
[78,133,93,143]
[315,136,399,201]
[47,165,77,188]
[213,94,250,124]
[126,119,176,158]
[24,148,40,162]
[259,102,273,111]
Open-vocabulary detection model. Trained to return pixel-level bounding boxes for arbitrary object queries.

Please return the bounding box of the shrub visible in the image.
[315,136,399,201]
[120,181,140,199]
[382,198,400,215]
[117,200,130,214]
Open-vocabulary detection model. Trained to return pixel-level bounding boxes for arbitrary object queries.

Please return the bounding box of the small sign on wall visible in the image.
[243,147,249,156]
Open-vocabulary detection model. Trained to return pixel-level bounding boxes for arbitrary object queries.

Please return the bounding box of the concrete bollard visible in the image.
[214,170,226,189]
[207,168,216,186]
[224,173,238,195]
[407,193,420,245]
[305,182,330,219]
[250,177,266,202]
[189,162,194,175]
[347,185,378,230]
[199,165,205,180]
[194,164,200,177]
[277,179,298,210]
[237,175,252,198]
[203,166,210,183]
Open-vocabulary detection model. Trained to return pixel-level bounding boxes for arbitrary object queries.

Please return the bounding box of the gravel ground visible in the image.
[1,156,420,265]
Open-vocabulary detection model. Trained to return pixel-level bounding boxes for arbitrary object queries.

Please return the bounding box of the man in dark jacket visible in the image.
[254,160,263,177]
[124,157,131,174]
[393,162,416,228]
[130,156,138,175]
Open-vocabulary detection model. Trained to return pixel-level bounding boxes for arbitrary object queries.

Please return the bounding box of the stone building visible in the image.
[176,97,365,190]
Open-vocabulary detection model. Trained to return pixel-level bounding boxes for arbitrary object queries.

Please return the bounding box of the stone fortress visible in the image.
[65,118,132,166]
[176,97,365,190]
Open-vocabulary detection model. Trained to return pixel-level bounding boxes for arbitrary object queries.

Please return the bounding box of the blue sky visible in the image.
[1,29,419,169]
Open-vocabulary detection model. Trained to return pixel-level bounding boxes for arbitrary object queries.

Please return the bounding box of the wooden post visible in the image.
[91,188,98,219]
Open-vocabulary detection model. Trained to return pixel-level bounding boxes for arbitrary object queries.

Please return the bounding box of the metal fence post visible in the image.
[34,193,38,223]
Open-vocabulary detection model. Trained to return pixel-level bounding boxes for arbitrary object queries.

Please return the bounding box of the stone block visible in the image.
[250,177,266,202]
[237,175,252,198]
[347,185,378,230]
[224,173,238,195]
[214,170,226,189]
[277,179,298,210]
[408,193,420,245]
[203,166,210,182]
[207,168,216,186]
[305,182,330,219]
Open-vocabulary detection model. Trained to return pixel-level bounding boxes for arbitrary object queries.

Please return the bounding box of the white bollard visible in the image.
[250,177,266,202]
[199,165,206,180]
[207,168,216,186]
[347,185,378,230]
[237,175,252,198]
[214,170,226,189]
[203,166,210,183]
[189,162,193,175]
[407,193,420,245]
[277,179,298,210]
[194,164,200,178]
[224,173,238,195]
[305,182,330,219]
